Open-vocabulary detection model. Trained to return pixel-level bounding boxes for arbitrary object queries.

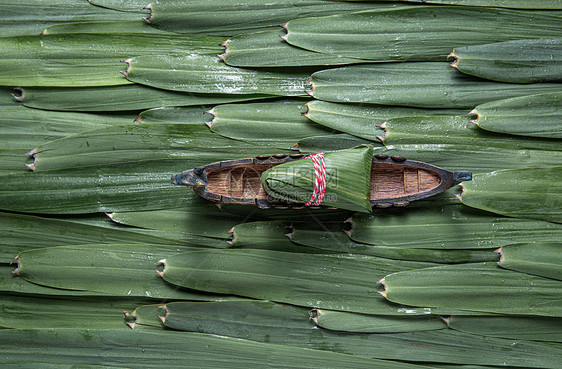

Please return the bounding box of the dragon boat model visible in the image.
[172,145,472,213]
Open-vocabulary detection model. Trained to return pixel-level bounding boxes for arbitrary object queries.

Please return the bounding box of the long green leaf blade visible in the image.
[348,205,562,249]
[471,92,562,139]
[208,101,334,148]
[222,30,370,67]
[0,265,99,297]
[289,227,499,263]
[88,0,148,12]
[459,167,562,223]
[284,6,562,61]
[309,62,562,108]
[297,137,562,173]
[13,244,235,301]
[123,54,310,96]
[0,108,135,149]
[0,294,151,329]
[109,205,240,240]
[158,300,557,366]
[229,221,305,252]
[160,248,446,315]
[0,33,222,87]
[498,243,562,280]
[17,85,271,112]
[447,315,562,342]
[0,328,434,369]
[311,309,446,333]
[379,115,561,151]
[450,38,562,83]
[0,163,196,213]
[144,0,393,35]
[304,100,462,141]
[30,122,278,172]
[297,134,562,175]
[0,212,199,263]
[380,262,562,316]
[0,0,144,36]
[339,0,562,9]
[43,20,165,35]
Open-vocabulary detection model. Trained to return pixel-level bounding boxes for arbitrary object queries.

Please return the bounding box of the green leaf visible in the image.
[0,328,435,369]
[125,304,166,329]
[0,163,196,213]
[284,6,562,61]
[144,0,393,35]
[0,107,135,150]
[379,115,562,151]
[262,145,374,212]
[154,300,562,367]
[297,133,373,152]
[13,243,236,301]
[498,243,562,280]
[3,365,126,369]
[341,0,562,9]
[0,0,144,36]
[43,20,166,34]
[109,205,241,240]
[0,149,32,175]
[0,294,152,329]
[311,309,446,333]
[17,85,272,112]
[0,87,20,107]
[289,227,499,263]
[30,122,280,172]
[304,100,463,141]
[298,138,562,173]
[0,211,202,263]
[222,30,370,67]
[380,262,562,316]
[309,62,562,108]
[471,92,562,139]
[123,54,310,96]
[459,167,562,223]
[447,315,562,343]
[450,38,562,83]
[208,101,334,148]
[229,221,309,252]
[348,204,562,249]
[160,248,441,315]
[137,106,213,123]
[88,0,149,12]
[0,265,98,297]
[0,33,222,87]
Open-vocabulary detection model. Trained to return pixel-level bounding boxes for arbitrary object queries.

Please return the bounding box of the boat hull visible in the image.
[172,153,471,209]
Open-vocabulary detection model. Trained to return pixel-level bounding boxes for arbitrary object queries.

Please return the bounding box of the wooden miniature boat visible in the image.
[172,148,472,211]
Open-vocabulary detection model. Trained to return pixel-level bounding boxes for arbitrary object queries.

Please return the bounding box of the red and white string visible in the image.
[303,152,326,206]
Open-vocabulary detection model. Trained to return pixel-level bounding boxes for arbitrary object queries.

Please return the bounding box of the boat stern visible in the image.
[453,171,472,184]
[171,168,207,189]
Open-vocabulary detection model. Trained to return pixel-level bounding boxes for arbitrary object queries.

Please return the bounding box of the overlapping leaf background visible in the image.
[1,1,561,367]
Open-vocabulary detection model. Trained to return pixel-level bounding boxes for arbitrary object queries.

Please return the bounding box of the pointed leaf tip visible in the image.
[468,109,480,125]
[12,87,24,102]
[158,304,168,323]
[142,4,153,23]
[124,311,137,329]
[155,259,166,277]
[25,148,36,157]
